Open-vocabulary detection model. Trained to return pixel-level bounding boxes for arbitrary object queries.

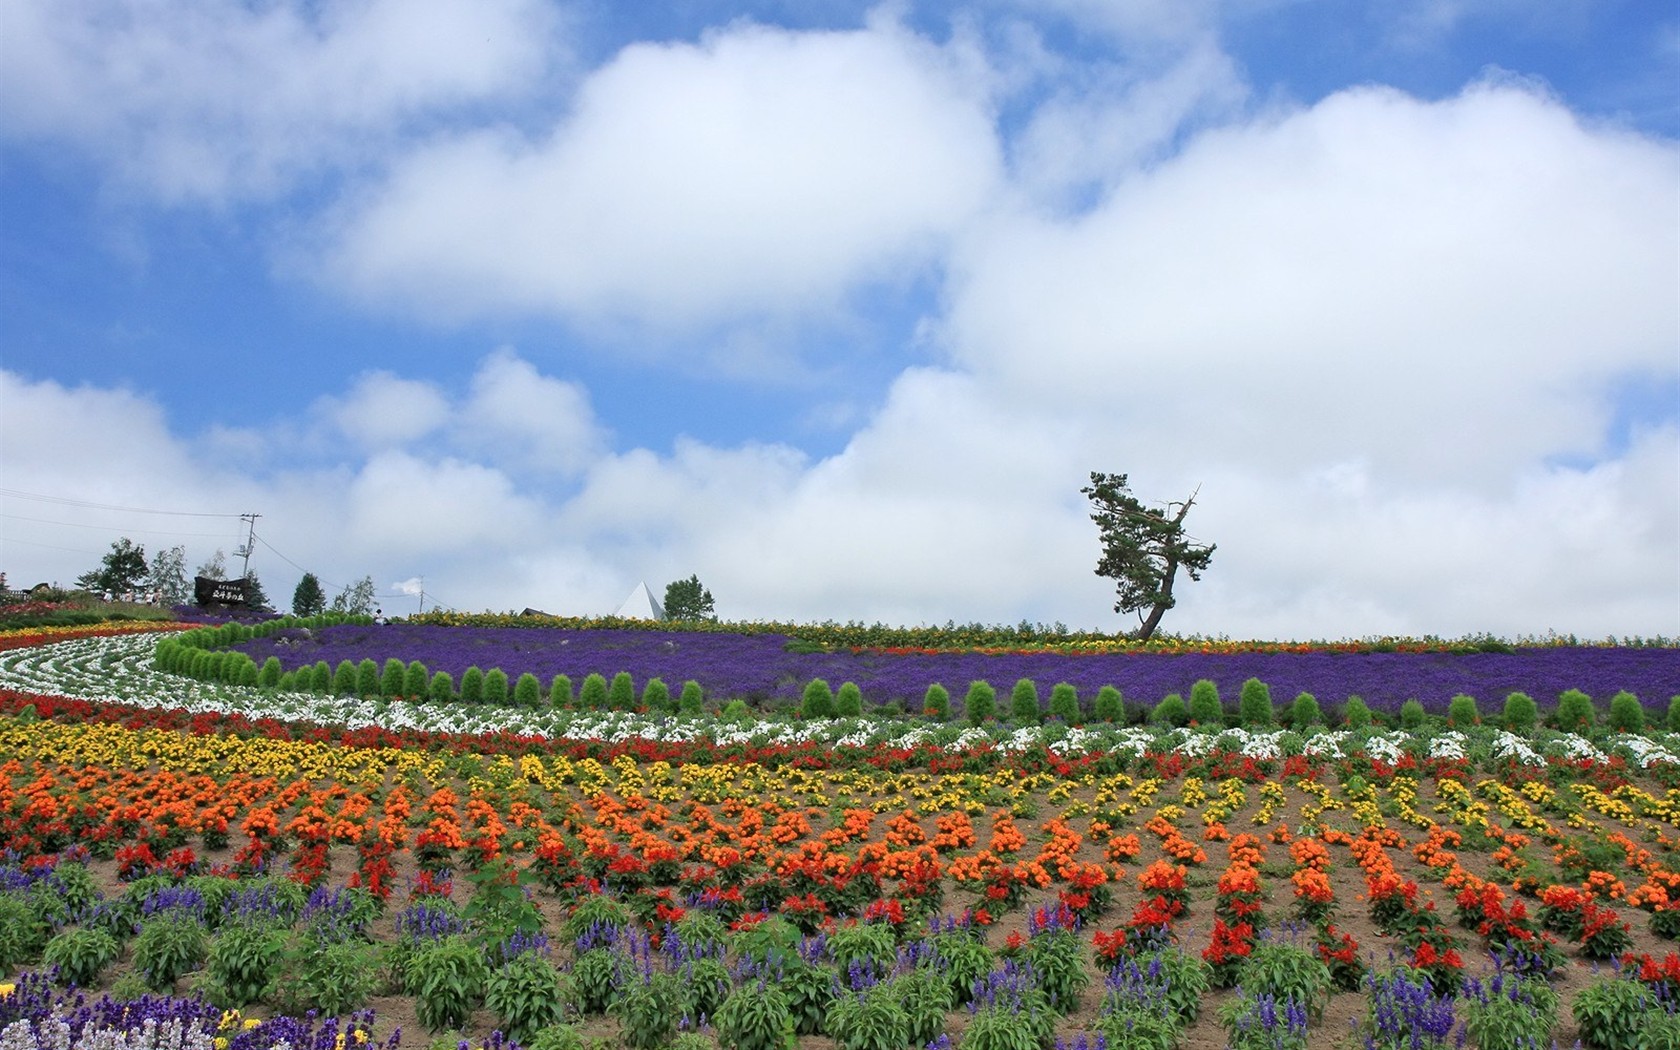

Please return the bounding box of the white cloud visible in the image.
[318,371,451,451]
[456,350,606,476]
[0,0,561,202]
[942,79,1680,486]
[323,13,1002,330]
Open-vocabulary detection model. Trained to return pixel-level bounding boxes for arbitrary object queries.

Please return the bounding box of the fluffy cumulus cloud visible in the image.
[943,79,1679,485]
[0,0,560,201]
[323,13,1002,328]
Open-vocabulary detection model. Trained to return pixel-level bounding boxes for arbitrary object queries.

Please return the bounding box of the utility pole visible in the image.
[418,576,426,614]
[236,513,260,579]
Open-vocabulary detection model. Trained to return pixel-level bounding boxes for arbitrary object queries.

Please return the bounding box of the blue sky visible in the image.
[1,0,1676,638]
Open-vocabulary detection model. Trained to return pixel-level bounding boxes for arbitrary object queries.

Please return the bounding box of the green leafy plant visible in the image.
[961,997,1052,1050]
[676,955,733,1021]
[679,679,705,714]
[1399,698,1427,729]
[355,657,380,696]
[205,924,284,1007]
[825,985,909,1050]
[271,936,379,1017]
[930,931,993,1005]
[408,934,489,1032]
[1024,927,1090,1013]
[133,915,208,991]
[521,1025,589,1050]
[549,674,574,707]
[826,921,896,975]
[1189,678,1223,726]
[428,671,455,702]
[1235,937,1330,1021]
[380,657,407,697]
[835,681,864,717]
[1572,975,1655,1050]
[641,677,672,713]
[922,683,950,720]
[965,681,997,724]
[484,668,511,705]
[41,926,120,988]
[782,961,837,1036]
[0,895,48,969]
[890,968,953,1046]
[1462,973,1557,1050]
[613,970,681,1049]
[404,660,430,697]
[568,948,620,1015]
[486,952,567,1044]
[1221,991,1310,1050]
[714,980,797,1050]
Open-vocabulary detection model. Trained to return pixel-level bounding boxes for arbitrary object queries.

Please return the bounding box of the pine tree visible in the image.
[291,573,326,617]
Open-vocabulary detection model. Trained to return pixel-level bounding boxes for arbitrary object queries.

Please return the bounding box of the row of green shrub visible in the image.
[153,627,1673,735]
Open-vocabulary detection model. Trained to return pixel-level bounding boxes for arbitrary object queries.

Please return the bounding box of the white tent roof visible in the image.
[614,581,665,620]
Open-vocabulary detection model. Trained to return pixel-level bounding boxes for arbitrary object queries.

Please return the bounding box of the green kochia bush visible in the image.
[923,683,950,720]
[483,668,510,705]
[801,678,835,719]
[380,658,407,697]
[1011,679,1041,724]
[1400,699,1427,729]
[1448,693,1480,728]
[549,674,574,707]
[642,676,671,713]
[1237,677,1274,728]
[1152,693,1189,727]
[1503,692,1538,733]
[1289,692,1324,728]
[428,671,455,702]
[403,660,429,698]
[835,682,864,717]
[1094,685,1124,723]
[331,659,358,695]
[1189,679,1222,727]
[460,666,486,704]
[965,681,997,724]
[1049,683,1081,724]
[1555,689,1595,733]
[1342,696,1373,729]
[355,658,380,697]
[1667,696,1680,733]
[513,672,543,708]
[579,672,609,709]
[1607,690,1644,733]
[679,680,705,714]
[608,672,636,711]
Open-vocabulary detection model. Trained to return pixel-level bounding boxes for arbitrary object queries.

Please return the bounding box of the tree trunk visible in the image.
[1131,551,1181,641]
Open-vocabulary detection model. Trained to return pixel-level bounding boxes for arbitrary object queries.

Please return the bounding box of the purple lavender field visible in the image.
[238,624,1680,712]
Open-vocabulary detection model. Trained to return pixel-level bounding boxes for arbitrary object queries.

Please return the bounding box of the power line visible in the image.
[0,513,237,539]
[0,488,242,518]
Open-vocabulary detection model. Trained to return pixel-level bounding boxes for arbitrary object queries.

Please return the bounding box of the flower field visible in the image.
[1,618,1680,1049]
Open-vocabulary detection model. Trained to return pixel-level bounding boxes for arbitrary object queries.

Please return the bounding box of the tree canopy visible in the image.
[147,545,190,605]
[76,538,149,596]
[1081,471,1215,641]
[663,575,716,621]
[330,575,377,616]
